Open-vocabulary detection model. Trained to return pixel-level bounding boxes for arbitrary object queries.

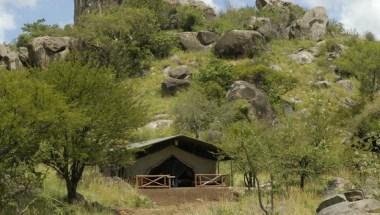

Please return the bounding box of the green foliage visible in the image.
[74,6,175,78]
[0,70,74,213]
[175,5,206,31]
[233,64,297,104]
[326,20,345,36]
[17,19,67,47]
[35,62,147,203]
[207,8,256,33]
[365,32,376,41]
[195,59,234,92]
[173,87,218,138]
[337,40,380,100]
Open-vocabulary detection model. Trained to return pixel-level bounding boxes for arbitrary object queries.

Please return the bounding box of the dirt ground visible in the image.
[118,187,238,215]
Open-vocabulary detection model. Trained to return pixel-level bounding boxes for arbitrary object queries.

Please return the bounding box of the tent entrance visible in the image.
[149,156,194,187]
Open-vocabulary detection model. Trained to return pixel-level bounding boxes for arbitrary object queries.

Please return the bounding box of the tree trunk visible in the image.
[66,180,79,204]
[255,175,269,215]
[300,174,305,191]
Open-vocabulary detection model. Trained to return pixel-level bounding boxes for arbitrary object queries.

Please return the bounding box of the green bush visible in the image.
[175,5,206,31]
[149,32,178,58]
[207,8,256,33]
[195,59,234,91]
[233,64,297,104]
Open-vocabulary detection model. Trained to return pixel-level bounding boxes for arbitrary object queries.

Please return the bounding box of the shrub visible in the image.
[175,5,206,31]
[195,59,234,91]
[233,64,297,104]
[207,8,257,33]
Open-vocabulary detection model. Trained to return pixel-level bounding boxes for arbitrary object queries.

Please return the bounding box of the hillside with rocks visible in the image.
[2,0,380,215]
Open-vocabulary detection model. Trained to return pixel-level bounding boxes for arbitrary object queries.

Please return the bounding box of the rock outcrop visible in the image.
[167,65,191,79]
[289,7,329,41]
[289,48,315,64]
[214,30,264,58]
[317,194,380,215]
[0,44,24,71]
[27,36,74,69]
[197,31,218,46]
[227,81,274,120]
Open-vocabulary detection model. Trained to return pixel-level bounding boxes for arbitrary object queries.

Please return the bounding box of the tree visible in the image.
[0,70,75,212]
[173,87,218,138]
[223,121,273,215]
[337,40,380,100]
[36,62,147,203]
[17,19,66,47]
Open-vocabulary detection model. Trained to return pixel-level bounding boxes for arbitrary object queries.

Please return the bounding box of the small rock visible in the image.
[178,32,207,51]
[168,65,191,79]
[289,49,314,64]
[145,119,173,130]
[170,55,183,65]
[270,64,282,72]
[336,80,353,92]
[161,77,190,95]
[313,80,331,89]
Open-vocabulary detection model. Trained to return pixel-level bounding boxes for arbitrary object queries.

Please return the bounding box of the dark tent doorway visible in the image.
[149,156,195,187]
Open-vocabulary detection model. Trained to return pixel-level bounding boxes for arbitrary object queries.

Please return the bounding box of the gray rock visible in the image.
[170,55,183,65]
[168,65,191,79]
[318,199,380,215]
[0,44,23,70]
[214,30,264,58]
[289,7,329,41]
[245,16,276,39]
[227,81,274,120]
[256,0,289,9]
[289,49,314,64]
[145,119,173,130]
[178,32,207,51]
[337,80,353,92]
[18,47,30,67]
[165,0,216,19]
[27,36,73,68]
[314,80,331,89]
[161,77,191,95]
[197,31,218,45]
[270,64,283,72]
[324,177,353,197]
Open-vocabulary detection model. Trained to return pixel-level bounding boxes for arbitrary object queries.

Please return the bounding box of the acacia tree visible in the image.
[37,62,147,203]
[0,70,76,212]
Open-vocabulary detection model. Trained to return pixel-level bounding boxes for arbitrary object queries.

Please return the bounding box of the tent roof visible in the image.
[128,135,231,161]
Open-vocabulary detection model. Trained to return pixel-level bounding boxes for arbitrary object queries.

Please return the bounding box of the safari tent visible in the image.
[103,135,232,188]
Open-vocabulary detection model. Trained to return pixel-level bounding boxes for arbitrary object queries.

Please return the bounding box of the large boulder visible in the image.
[197,31,218,46]
[289,7,329,41]
[245,17,278,39]
[27,36,74,69]
[161,77,191,95]
[0,44,24,70]
[178,32,207,51]
[227,81,274,120]
[214,30,264,58]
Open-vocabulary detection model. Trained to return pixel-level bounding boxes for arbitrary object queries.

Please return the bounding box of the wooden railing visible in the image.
[136,175,175,189]
[195,174,229,187]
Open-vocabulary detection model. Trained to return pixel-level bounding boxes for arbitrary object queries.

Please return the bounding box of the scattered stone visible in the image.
[289,48,314,64]
[214,30,264,58]
[178,32,207,51]
[161,77,191,95]
[289,7,329,41]
[227,81,274,120]
[27,36,73,68]
[168,65,191,79]
[197,31,218,45]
